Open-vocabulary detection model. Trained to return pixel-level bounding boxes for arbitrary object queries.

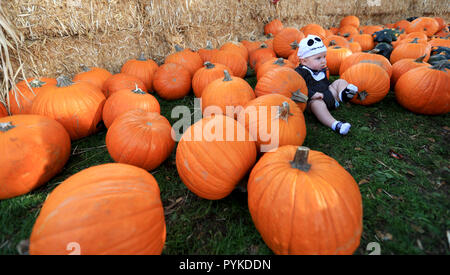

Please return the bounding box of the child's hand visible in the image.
[311,92,324,100]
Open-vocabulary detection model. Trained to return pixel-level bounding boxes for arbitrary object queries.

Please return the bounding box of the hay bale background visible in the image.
[1,0,449,109]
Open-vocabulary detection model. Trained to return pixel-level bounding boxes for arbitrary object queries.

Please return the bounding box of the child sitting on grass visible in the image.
[295,34,358,135]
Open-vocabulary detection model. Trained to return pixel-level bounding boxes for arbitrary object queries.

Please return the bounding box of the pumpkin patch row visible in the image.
[0,14,448,255]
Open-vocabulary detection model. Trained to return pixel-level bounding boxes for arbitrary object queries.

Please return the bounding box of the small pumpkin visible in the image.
[192,62,233,98]
[237,94,307,153]
[300,24,326,40]
[264,19,284,36]
[406,17,440,37]
[201,70,255,118]
[103,73,147,98]
[0,114,71,199]
[176,114,257,200]
[102,86,160,128]
[220,41,249,63]
[152,63,192,100]
[255,67,309,112]
[340,15,360,29]
[350,34,375,51]
[248,145,363,255]
[390,38,431,64]
[273,27,305,58]
[323,35,350,48]
[106,109,175,171]
[120,53,159,91]
[197,41,220,63]
[29,163,166,255]
[73,66,112,94]
[31,75,106,140]
[340,63,390,105]
[326,46,353,76]
[395,61,450,115]
[248,43,277,69]
[164,45,203,77]
[210,49,248,78]
[391,55,429,86]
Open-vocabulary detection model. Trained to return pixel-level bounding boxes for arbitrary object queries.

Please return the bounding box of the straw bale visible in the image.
[1,0,449,109]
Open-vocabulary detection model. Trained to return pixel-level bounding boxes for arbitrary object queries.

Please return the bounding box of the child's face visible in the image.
[300,51,327,71]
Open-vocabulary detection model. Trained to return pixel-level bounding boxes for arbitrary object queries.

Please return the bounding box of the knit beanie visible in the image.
[297,35,327,59]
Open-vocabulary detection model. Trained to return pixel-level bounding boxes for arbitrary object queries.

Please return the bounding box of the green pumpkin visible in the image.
[372,28,402,43]
[370,42,394,59]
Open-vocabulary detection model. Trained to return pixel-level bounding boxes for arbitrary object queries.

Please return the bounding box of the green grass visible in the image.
[0,74,449,255]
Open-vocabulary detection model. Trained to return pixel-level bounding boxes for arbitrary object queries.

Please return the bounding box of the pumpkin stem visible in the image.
[175,45,184,52]
[259,43,268,49]
[0,121,15,132]
[276,101,293,121]
[204,61,215,69]
[329,40,337,46]
[274,58,285,66]
[56,75,74,87]
[410,37,419,44]
[358,90,368,101]
[132,84,146,94]
[223,70,232,81]
[290,41,299,50]
[266,33,274,39]
[205,41,213,49]
[430,60,450,71]
[290,146,311,172]
[291,90,308,103]
[29,78,46,88]
[80,65,90,72]
[414,54,427,63]
[137,52,146,61]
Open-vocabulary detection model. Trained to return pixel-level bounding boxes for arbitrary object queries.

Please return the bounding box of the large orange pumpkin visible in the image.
[31,75,106,140]
[326,46,353,76]
[176,114,257,200]
[248,145,363,255]
[390,55,429,87]
[395,62,450,115]
[273,27,305,58]
[264,19,284,36]
[339,52,392,77]
[201,70,255,118]
[390,38,431,64]
[192,62,233,98]
[210,49,248,78]
[237,94,306,153]
[254,67,308,112]
[256,57,296,80]
[29,163,166,255]
[197,41,220,63]
[73,66,112,94]
[102,73,147,98]
[102,87,160,128]
[406,17,440,37]
[165,45,203,77]
[220,41,249,63]
[0,115,71,199]
[340,63,390,105]
[152,63,192,100]
[106,109,175,171]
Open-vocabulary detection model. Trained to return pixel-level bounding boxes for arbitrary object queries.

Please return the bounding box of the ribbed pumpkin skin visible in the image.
[390,57,429,86]
[31,81,106,140]
[255,67,308,112]
[238,94,306,153]
[176,115,257,200]
[8,77,57,115]
[389,40,431,64]
[0,115,71,199]
[102,73,147,98]
[120,57,159,91]
[73,67,112,94]
[0,102,7,117]
[339,52,392,77]
[106,109,175,171]
[102,88,160,128]
[29,163,166,255]
[341,63,390,105]
[395,65,450,115]
[210,50,248,78]
[264,19,284,36]
[248,145,363,255]
[153,63,192,100]
[326,46,353,76]
[273,28,304,58]
[192,63,232,98]
[165,48,203,77]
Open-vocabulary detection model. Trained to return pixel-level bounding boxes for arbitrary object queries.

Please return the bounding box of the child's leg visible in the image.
[309,99,351,135]
[329,79,358,103]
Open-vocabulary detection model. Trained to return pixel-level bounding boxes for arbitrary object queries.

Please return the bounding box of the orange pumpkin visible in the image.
[237,94,306,153]
[406,17,440,37]
[197,41,220,63]
[220,41,249,63]
[8,77,57,115]
[326,46,353,76]
[103,73,147,98]
[102,87,160,128]
[339,52,392,77]
[255,67,308,111]
[248,43,277,69]
[264,19,284,36]
[340,63,390,105]
[192,62,233,98]
[395,62,450,115]
[0,102,7,117]
[29,163,166,255]
[165,45,203,77]
[210,49,248,78]
[348,39,362,53]
[256,57,296,80]
[340,15,360,29]
[106,109,175,171]
[0,114,71,199]
[273,27,305,58]
[350,34,375,51]
[300,24,326,40]
[152,63,192,100]
[73,66,112,94]
[120,53,159,91]
[31,75,106,140]
[248,145,363,255]
[338,25,359,39]
[390,38,431,64]
[201,70,255,118]
[323,35,350,48]
[391,55,429,86]
[176,114,257,200]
